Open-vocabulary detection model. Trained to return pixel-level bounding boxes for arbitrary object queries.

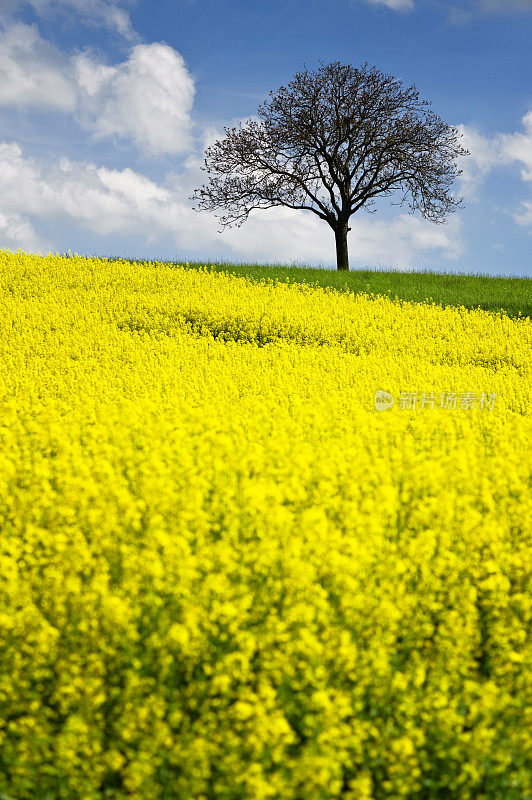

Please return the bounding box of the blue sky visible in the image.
[0,0,531,275]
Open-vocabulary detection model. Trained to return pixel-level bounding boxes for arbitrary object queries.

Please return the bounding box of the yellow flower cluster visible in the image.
[0,249,531,800]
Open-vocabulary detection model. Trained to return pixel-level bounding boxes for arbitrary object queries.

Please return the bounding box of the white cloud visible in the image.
[0,141,466,268]
[225,205,462,268]
[457,111,532,227]
[0,22,196,156]
[96,166,173,204]
[498,110,532,182]
[0,23,76,111]
[514,201,532,227]
[74,44,195,155]
[455,124,501,200]
[0,210,46,252]
[0,0,137,40]
[0,141,192,243]
[350,212,463,266]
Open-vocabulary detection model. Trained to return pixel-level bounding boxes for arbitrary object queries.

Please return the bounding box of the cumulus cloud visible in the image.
[457,110,532,228]
[0,141,192,247]
[514,201,532,227]
[75,44,195,155]
[0,23,76,111]
[498,110,532,182]
[0,22,196,156]
[0,140,466,268]
[0,211,45,252]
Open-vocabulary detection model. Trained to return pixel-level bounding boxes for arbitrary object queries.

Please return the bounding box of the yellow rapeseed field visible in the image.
[0,249,531,800]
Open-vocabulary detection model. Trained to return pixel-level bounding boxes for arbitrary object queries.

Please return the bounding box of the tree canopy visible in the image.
[192,61,469,270]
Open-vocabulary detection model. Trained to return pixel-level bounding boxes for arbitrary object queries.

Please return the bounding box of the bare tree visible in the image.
[191,61,469,271]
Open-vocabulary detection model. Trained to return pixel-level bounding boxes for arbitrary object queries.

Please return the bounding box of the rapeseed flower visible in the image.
[0,249,531,799]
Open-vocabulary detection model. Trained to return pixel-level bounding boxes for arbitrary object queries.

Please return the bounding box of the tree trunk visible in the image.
[334,222,350,271]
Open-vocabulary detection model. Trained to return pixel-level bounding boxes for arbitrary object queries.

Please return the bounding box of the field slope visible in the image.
[0,251,531,800]
[140,258,532,320]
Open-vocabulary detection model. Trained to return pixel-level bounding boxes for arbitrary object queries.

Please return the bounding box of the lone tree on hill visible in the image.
[191,61,469,271]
